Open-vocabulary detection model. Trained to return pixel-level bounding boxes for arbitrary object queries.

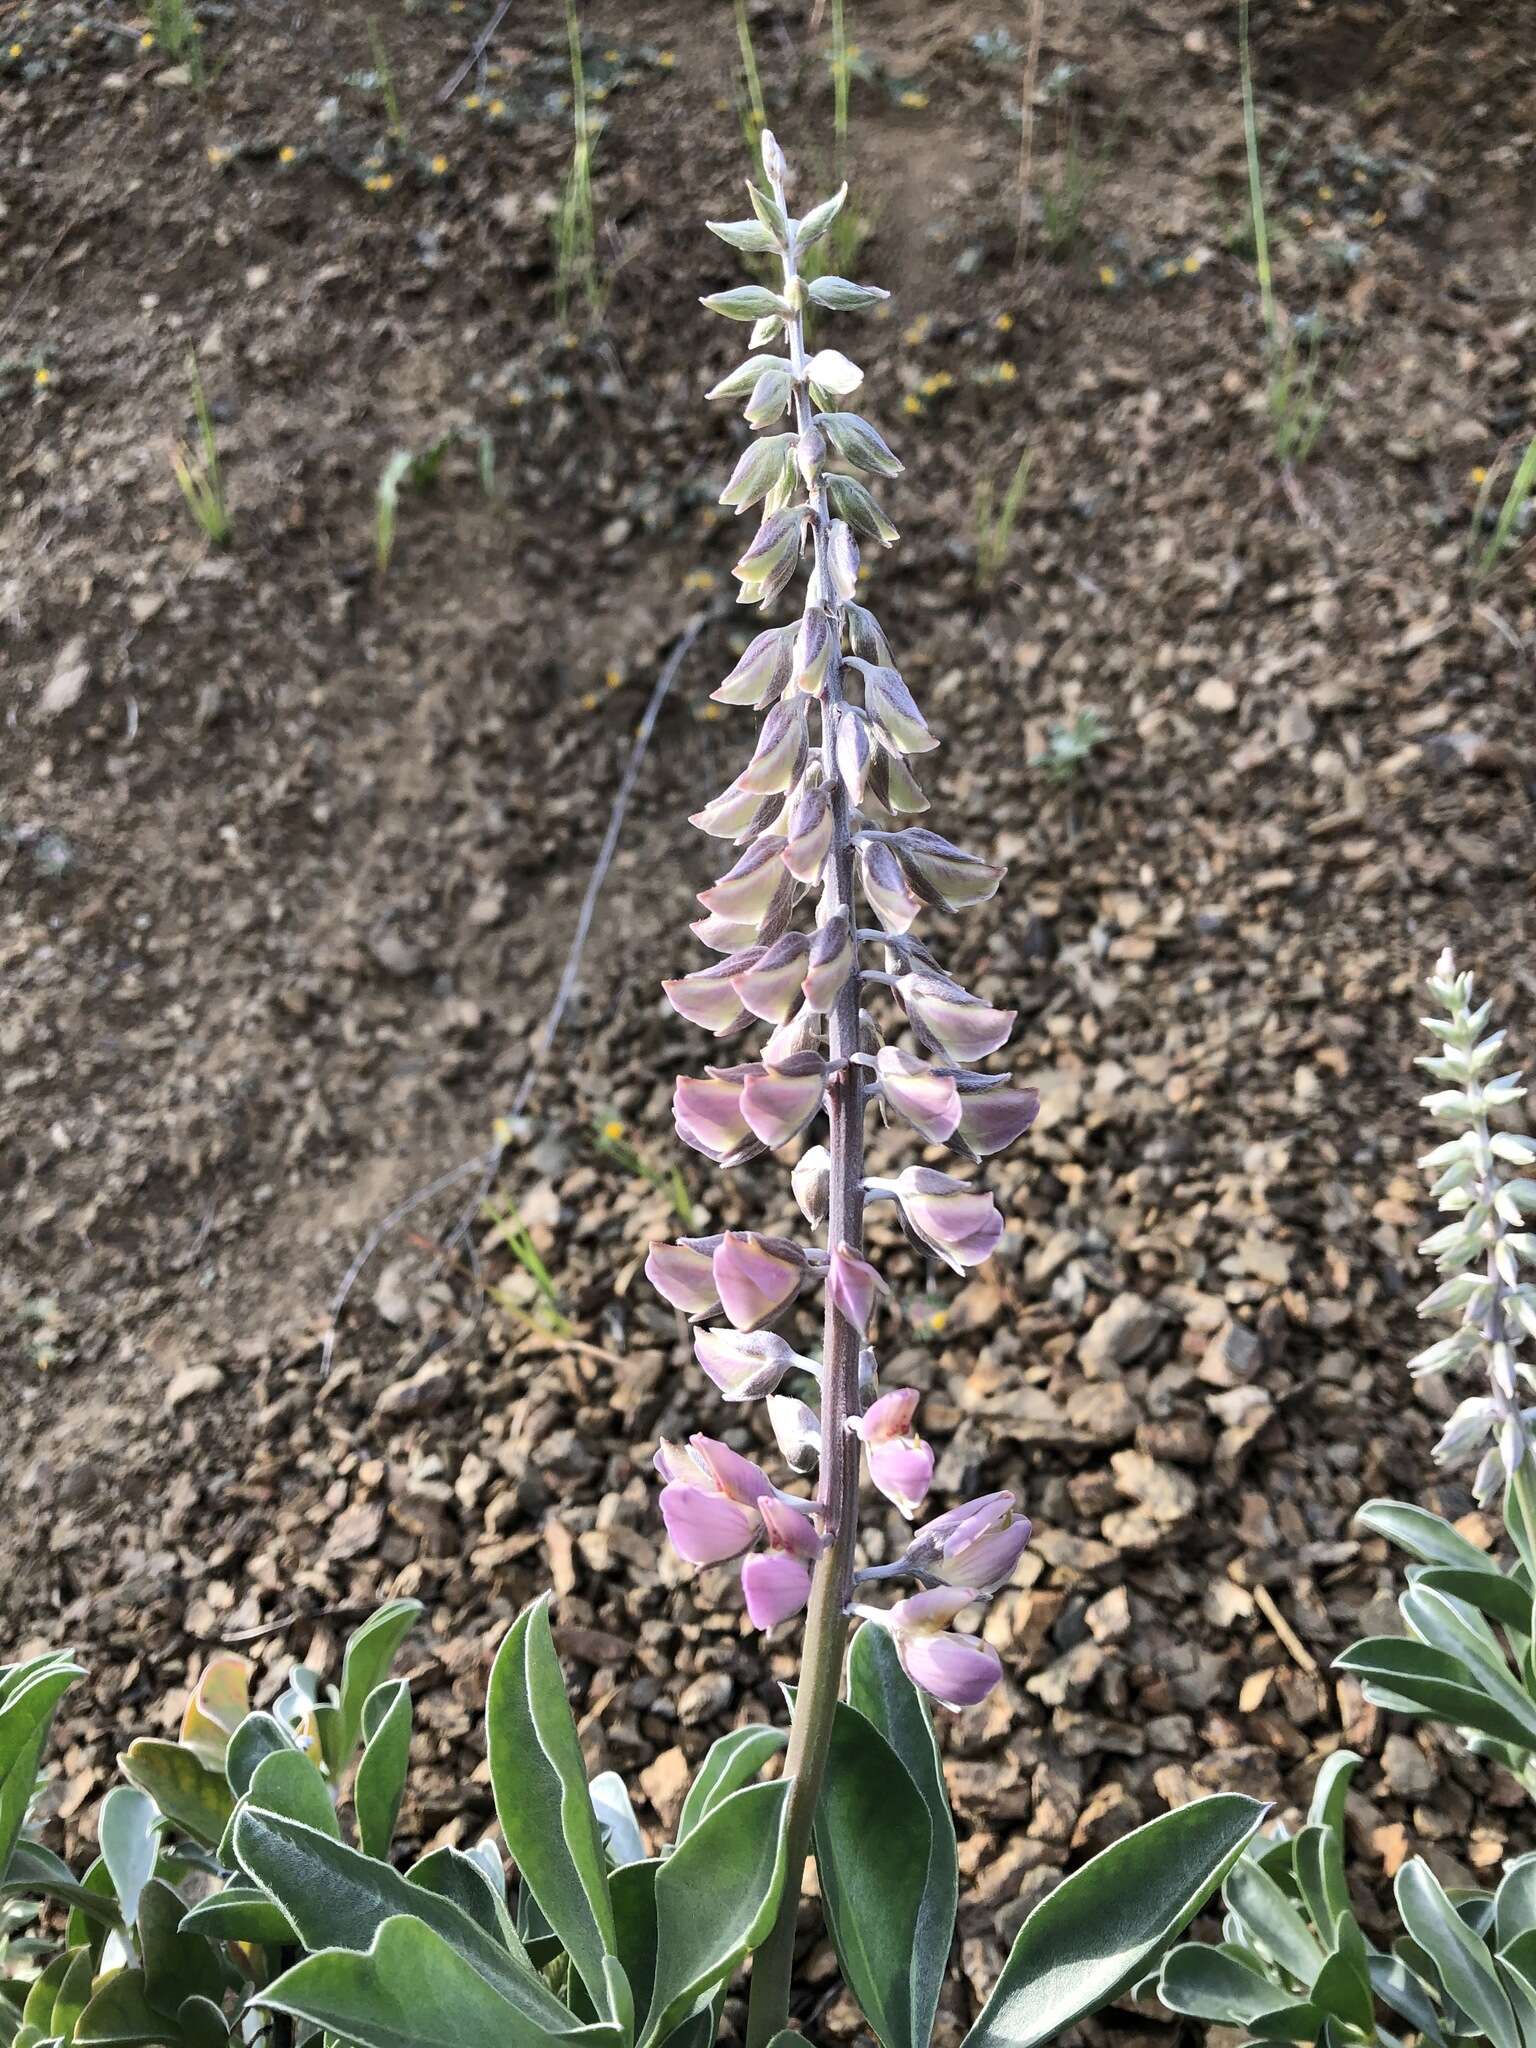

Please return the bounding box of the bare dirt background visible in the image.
[5,0,1536,2036]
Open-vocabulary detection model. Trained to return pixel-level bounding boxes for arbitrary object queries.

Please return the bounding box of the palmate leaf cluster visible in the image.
[0,1595,1260,2048]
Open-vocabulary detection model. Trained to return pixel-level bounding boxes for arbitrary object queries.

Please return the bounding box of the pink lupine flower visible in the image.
[690,777,774,840]
[663,951,760,1033]
[740,1499,824,1628]
[712,1231,805,1330]
[673,1074,759,1166]
[889,829,1005,913]
[952,1078,1039,1161]
[802,912,854,1014]
[852,1387,933,1519]
[782,782,833,884]
[898,972,1015,1063]
[888,1166,1003,1272]
[904,1491,1032,1594]
[655,1433,775,1565]
[740,1055,827,1148]
[732,933,812,1024]
[644,1237,722,1316]
[827,1243,888,1336]
[699,838,791,925]
[852,1587,1003,1708]
[710,625,793,706]
[693,1325,817,1400]
[859,839,924,935]
[874,1046,962,1144]
[852,660,937,755]
[793,610,834,697]
[739,700,809,795]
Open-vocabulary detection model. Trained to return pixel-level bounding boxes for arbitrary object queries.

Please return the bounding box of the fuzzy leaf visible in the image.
[1397,1858,1518,2048]
[963,1796,1266,2048]
[0,1660,82,1882]
[315,1598,421,1776]
[700,287,785,323]
[486,1597,617,2013]
[98,1787,158,1930]
[118,1742,234,1854]
[355,1680,412,1861]
[807,276,889,312]
[677,1726,787,1843]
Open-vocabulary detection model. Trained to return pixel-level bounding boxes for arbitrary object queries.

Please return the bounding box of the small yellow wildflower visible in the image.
[996,360,1017,382]
[139,30,154,48]
[464,92,481,109]
[928,1308,948,1333]
[591,83,608,101]
[278,144,297,164]
[1098,264,1118,287]
[1183,251,1202,273]
[604,666,622,690]
[580,690,600,712]
[1368,208,1386,227]
[1471,466,1489,487]
[898,89,928,109]
[902,393,922,415]
[207,144,229,166]
[918,371,952,398]
[8,40,22,56]
[682,568,717,593]
[700,702,723,721]
[431,154,449,174]
[604,48,619,61]
[994,311,1014,332]
[488,98,505,115]
[657,49,675,67]
[70,22,86,35]
[902,314,931,347]
[602,1118,625,1142]
[34,366,52,387]
[1318,184,1333,201]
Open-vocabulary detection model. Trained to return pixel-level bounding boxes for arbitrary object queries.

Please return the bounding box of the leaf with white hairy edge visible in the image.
[487,1596,617,2014]
[255,1915,623,2048]
[962,1795,1267,2048]
[640,1779,791,2048]
[803,348,863,397]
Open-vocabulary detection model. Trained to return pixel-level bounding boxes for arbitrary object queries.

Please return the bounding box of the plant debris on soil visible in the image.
[5,0,1536,2037]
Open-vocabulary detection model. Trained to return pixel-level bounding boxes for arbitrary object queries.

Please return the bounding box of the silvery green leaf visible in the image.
[750,314,784,348]
[745,369,793,427]
[807,276,890,312]
[706,354,791,402]
[748,182,791,244]
[706,217,780,255]
[720,434,795,513]
[828,475,899,545]
[796,184,848,247]
[817,411,903,478]
[701,286,787,322]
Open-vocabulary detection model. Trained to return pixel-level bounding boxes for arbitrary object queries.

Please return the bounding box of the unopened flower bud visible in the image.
[835,706,873,804]
[693,1326,817,1401]
[712,626,793,707]
[826,520,860,599]
[767,1392,823,1473]
[791,1144,831,1228]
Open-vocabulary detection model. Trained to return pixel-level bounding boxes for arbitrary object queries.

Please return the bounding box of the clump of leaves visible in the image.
[149,0,203,84]
[170,350,230,547]
[1470,436,1536,585]
[973,445,1032,590]
[375,426,494,575]
[1239,0,1346,465]
[1038,707,1107,781]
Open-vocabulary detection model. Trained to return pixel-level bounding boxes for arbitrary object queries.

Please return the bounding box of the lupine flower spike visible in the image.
[1414,950,1536,1503]
[645,132,1041,2038]
[647,133,1037,1705]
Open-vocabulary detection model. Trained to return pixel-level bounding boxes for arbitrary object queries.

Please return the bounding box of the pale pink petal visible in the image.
[687,1433,775,1505]
[740,1064,825,1148]
[660,1484,758,1565]
[858,1387,921,1441]
[674,1075,752,1162]
[827,1243,886,1335]
[759,1497,823,1562]
[954,1085,1039,1159]
[645,1240,721,1316]
[731,934,811,1024]
[875,1048,961,1144]
[699,839,790,924]
[802,915,853,1014]
[712,1232,802,1331]
[867,1434,934,1519]
[898,1629,1003,1709]
[740,1550,813,1629]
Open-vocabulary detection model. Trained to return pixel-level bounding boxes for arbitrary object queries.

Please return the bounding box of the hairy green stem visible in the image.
[745,162,866,2048]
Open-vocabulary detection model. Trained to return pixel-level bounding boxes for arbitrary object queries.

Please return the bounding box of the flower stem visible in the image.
[745,163,866,2048]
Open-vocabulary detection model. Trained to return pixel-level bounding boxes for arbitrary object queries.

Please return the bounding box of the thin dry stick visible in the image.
[1252,1582,1317,1674]
[319,612,708,1371]
[1014,0,1045,266]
